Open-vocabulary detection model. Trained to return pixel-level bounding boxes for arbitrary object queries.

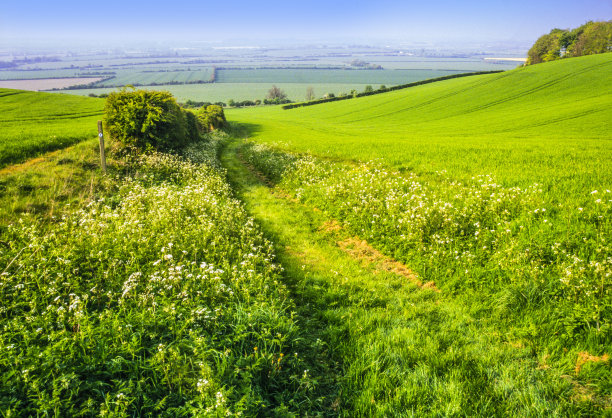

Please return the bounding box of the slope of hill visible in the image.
[228,53,612,191]
[225,54,612,412]
[0,89,103,168]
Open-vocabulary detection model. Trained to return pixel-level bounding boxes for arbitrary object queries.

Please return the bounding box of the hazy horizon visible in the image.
[2,0,610,49]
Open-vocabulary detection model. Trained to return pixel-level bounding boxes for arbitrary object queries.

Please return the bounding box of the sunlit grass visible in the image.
[0,89,103,168]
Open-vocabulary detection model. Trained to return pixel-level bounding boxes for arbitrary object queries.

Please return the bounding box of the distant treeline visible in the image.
[282,71,503,110]
[527,21,612,65]
[0,56,61,68]
[180,99,228,108]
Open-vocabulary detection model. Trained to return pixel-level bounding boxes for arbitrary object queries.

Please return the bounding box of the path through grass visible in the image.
[220,137,597,416]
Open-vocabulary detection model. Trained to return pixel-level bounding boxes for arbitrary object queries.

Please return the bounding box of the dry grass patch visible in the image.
[575,352,610,374]
[337,237,437,291]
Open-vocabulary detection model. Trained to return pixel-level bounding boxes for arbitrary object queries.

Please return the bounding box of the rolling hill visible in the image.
[0,89,103,168]
[228,53,612,192]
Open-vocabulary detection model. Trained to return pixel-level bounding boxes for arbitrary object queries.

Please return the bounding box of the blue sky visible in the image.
[1,0,611,44]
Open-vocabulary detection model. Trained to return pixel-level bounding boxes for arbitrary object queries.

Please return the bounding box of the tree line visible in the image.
[526,21,612,65]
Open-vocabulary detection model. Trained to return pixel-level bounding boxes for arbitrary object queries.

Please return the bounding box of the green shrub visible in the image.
[103,89,190,152]
[197,105,226,132]
[183,109,201,142]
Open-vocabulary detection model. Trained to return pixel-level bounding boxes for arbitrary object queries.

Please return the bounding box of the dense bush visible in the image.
[196,104,227,132]
[103,89,198,152]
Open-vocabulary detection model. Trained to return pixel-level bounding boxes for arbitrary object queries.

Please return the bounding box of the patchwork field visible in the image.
[93,67,215,87]
[56,82,374,103]
[0,78,104,91]
[215,68,467,84]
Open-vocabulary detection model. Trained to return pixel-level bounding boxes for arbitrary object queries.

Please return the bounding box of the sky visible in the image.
[1,0,611,46]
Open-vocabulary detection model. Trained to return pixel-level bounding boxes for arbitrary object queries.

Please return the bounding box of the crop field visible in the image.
[93,68,215,87]
[0,69,99,80]
[0,89,103,168]
[0,53,610,415]
[57,82,373,102]
[216,68,467,84]
[227,53,612,188]
[358,56,520,70]
[0,78,105,91]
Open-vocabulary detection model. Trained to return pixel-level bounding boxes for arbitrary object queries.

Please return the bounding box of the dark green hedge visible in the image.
[103,89,200,152]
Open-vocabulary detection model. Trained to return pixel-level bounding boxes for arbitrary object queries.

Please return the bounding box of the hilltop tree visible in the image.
[526,29,564,65]
[526,21,612,65]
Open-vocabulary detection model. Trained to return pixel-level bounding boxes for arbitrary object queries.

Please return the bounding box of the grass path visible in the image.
[219,138,590,416]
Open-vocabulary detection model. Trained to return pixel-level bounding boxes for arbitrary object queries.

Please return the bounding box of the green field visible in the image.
[0,89,103,168]
[226,54,612,413]
[0,69,101,80]
[57,82,374,102]
[227,54,612,190]
[216,68,467,84]
[93,68,215,87]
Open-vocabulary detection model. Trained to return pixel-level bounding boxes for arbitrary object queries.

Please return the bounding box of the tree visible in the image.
[526,29,564,65]
[306,86,315,101]
[364,85,373,93]
[267,85,287,100]
[526,21,612,65]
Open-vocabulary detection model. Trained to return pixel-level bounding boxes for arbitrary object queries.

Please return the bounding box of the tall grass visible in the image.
[238,132,611,410]
[0,138,321,415]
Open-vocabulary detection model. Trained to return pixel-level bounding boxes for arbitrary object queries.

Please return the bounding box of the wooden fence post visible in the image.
[97,120,107,173]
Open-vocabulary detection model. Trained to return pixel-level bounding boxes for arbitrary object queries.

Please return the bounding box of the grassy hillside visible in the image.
[227,54,612,412]
[0,89,103,168]
[228,53,612,192]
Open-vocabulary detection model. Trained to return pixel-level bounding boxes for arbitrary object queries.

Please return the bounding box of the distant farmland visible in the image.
[0,78,104,91]
[215,68,468,84]
[93,68,215,87]
[54,83,375,103]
